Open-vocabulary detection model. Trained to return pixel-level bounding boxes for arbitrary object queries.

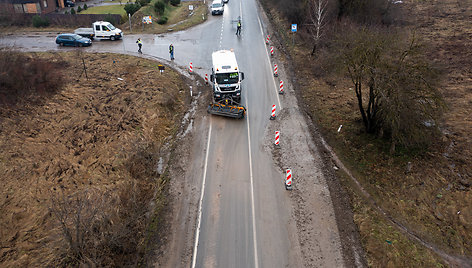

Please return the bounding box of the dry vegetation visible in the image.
[124,1,208,34]
[260,0,471,266]
[0,52,189,266]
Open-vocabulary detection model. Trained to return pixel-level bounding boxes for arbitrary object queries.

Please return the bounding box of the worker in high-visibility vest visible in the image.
[236,20,241,36]
[136,38,142,54]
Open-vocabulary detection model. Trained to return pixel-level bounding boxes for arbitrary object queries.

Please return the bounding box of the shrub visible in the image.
[0,51,64,106]
[162,0,169,4]
[157,16,168,24]
[120,14,128,24]
[64,10,69,14]
[137,0,150,6]
[32,15,49,27]
[70,7,76,14]
[104,13,118,25]
[153,1,165,15]
[50,140,160,266]
[170,0,180,6]
[124,2,140,16]
[83,3,87,9]
[77,5,82,12]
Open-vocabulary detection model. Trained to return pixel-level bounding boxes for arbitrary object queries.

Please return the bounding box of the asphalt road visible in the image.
[0,1,345,267]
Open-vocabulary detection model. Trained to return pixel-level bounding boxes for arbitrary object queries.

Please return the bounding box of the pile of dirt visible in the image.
[0,52,191,266]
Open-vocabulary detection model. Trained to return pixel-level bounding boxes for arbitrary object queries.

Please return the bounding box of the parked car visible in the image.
[55,34,92,47]
[65,0,75,7]
[211,0,224,15]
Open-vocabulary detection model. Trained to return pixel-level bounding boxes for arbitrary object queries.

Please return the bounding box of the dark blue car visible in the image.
[56,33,92,47]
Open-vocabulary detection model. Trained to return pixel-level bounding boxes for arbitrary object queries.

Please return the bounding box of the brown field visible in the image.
[0,52,190,266]
[261,0,471,266]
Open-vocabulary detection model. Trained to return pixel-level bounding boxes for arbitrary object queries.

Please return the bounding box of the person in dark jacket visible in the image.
[169,44,174,60]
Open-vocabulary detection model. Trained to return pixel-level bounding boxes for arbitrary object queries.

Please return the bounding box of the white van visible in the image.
[211,0,224,15]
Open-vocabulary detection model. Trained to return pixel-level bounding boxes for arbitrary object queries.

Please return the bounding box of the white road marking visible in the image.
[192,4,260,268]
[191,119,212,268]
[257,15,282,109]
[241,3,259,268]
[245,99,260,268]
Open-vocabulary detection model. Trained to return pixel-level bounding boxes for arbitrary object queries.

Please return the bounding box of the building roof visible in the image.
[0,0,40,4]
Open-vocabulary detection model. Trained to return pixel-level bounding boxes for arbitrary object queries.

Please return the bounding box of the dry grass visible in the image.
[262,0,471,266]
[125,1,208,34]
[337,168,447,267]
[0,52,189,266]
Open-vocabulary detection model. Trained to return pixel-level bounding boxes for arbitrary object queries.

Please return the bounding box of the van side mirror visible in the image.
[210,74,214,81]
[240,72,244,80]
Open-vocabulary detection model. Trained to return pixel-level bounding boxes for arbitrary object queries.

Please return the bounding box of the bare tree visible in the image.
[50,188,106,265]
[374,33,445,153]
[334,27,445,152]
[334,26,386,133]
[308,0,329,55]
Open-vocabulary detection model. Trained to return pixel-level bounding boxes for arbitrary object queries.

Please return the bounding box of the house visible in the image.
[0,0,58,14]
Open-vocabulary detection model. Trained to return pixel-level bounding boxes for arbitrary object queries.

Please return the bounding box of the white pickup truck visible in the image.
[75,21,123,41]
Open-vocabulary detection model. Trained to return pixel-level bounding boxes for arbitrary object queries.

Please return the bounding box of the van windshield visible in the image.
[107,23,116,30]
[216,72,239,84]
[212,3,222,8]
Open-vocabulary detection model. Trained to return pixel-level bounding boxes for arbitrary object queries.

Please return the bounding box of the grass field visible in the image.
[79,4,127,16]
[125,1,207,34]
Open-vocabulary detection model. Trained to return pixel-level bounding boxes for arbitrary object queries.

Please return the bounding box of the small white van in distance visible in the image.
[211,0,224,15]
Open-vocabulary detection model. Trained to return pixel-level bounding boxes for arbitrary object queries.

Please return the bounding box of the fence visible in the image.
[0,13,122,27]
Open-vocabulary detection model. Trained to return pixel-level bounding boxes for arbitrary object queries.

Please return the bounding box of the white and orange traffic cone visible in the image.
[279,80,284,95]
[274,64,278,77]
[189,62,193,73]
[205,73,209,84]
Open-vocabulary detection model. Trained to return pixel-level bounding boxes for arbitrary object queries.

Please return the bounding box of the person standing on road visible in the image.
[169,44,174,60]
[236,20,241,36]
[136,38,143,54]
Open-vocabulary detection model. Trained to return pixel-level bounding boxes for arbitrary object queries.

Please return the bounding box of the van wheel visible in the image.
[59,42,64,46]
[110,36,116,41]
[78,43,83,47]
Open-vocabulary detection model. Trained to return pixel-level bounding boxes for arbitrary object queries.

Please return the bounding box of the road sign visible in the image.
[142,16,152,24]
[189,5,194,10]
[291,24,297,32]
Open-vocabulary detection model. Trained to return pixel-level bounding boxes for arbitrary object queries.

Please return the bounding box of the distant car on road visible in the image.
[55,33,92,47]
[211,0,224,15]
[65,0,75,7]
